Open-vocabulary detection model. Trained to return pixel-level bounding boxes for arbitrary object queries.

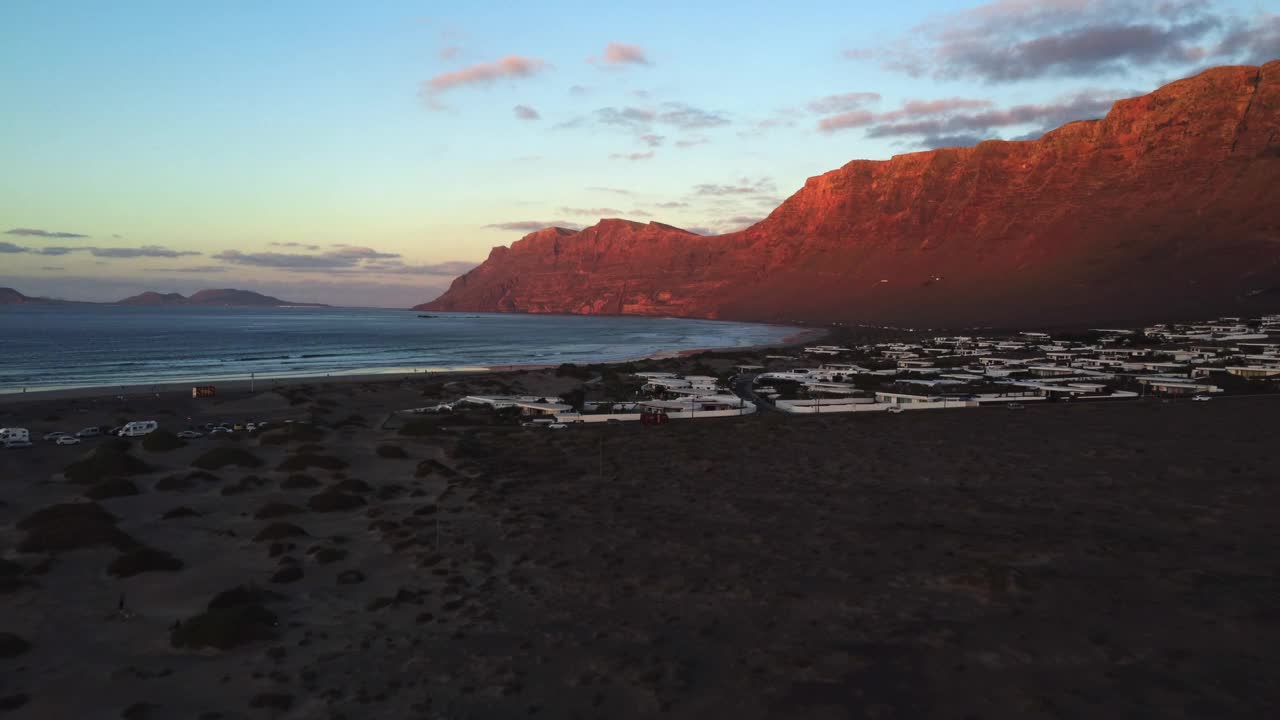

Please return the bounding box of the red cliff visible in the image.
[420,62,1280,326]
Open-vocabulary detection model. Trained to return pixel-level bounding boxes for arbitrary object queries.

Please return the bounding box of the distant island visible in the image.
[0,287,326,307]
[116,289,328,307]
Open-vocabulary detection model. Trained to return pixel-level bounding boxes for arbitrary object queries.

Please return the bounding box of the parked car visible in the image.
[75,426,102,438]
[55,436,81,446]
[1007,403,1026,410]
[202,423,218,432]
[176,430,204,439]
[1191,395,1213,402]
[3,440,33,450]
[107,426,124,436]
[210,427,232,434]
[42,431,69,441]
[547,423,569,430]
[118,421,158,437]
[245,423,258,432]
[885,405,905,414]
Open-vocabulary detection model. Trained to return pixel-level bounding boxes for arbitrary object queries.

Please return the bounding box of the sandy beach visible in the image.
[2,354,1279,718]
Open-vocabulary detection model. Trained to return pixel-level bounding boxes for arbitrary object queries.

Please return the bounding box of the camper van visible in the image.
[118,421,158,437]
[1,428,31,446]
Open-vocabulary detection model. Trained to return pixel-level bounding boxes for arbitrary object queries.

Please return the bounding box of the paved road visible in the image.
[730,373,777,413]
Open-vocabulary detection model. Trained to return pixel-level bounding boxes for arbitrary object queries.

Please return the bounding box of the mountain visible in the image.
[420,62,1280,327]
[0,287,32,305]
[118,291,188,306]
[116,289,327,307]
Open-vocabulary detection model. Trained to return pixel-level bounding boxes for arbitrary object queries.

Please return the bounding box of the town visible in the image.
[427,312,1280,425]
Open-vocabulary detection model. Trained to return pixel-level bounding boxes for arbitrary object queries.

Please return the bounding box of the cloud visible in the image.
[674,136,710,148]
[692,177,776,196]
[359,260,478,276]
[596,42,650,66]
[638,133,664,147]
[213,245,400,270]
[655,201,689,209]
[561,207,624,216]
[39,266,63,271]
[5,227,88,238]
[0,242,198,258]
[89,246,200,258]
[513,104,540,120]
[817,110,877,132]
[806,92,882,114]
[610,151,655,161]
[439,45,460,60]
[270,241,321,250]
[483,220,584,232]
[594,102,730,131]
[849,1,1277,83]
[422,55,547,107]
[862,89,1133,143]
[145,265,228,273]
[628,209,652,217]
[586,186,634,195]
[569,84,591,96]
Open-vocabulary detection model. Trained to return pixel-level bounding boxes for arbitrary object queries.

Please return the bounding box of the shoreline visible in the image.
[0,325,826,406]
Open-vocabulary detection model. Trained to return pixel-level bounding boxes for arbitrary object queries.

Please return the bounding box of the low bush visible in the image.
[17,502,137,554]
[108,547,184,577]
[253,522,308,542]
[257,423,325,445]
[0,632,30,658]
[84,478,141,500]
[63,445,152,484]
[276,453,347,472]
[254,502,303,519]
[307,491,365,513]
[171,605,277,650]
[162,506,200,520]
[141,429,186,452]
[329,478,372,494]
[191,447,263,471]
[270,567,303,584]
[280,473,320,489]
[376,444,408,459]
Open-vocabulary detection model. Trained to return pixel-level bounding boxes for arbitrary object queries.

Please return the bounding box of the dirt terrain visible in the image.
[1,378,1277,719]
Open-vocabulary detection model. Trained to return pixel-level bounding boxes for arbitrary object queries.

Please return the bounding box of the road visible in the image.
[730,373,777,413]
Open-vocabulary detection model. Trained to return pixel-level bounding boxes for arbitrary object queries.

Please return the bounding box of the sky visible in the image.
[2,0,1277,307]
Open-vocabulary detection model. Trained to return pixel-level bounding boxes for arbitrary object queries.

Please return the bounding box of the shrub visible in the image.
[209,585,283,609]
[307,491,365,513]
[249,694,294,711]
[63,445,152,484]
[0,632,30,658]
[329,478,372,494]
[253,522,308,542]
[280,473,320,489]
[191,447,263,471]
[84,478,141,500]
[276,453,347,472]
[254,502,303,519]
[141,429,186,452]
[17,502,137,554]
[415,459,458,478]
[154,475,194,491]
[270,567,303,584]
[398,418,445,437]
[336,569,365,585]
[257,423,325,445]
[220,476,267,496]
[170,605,277,650]
[108,547,184,577]
[376,444,408,459]
[313,547,346,565]
[162,506,200,520]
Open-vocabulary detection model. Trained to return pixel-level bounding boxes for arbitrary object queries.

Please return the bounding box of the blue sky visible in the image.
[1,0,1276,306]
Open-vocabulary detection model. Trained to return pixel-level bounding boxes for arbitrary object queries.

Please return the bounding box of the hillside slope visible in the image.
[421,62,1280,326]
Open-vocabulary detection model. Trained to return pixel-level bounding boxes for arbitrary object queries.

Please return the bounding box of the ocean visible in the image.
[0,305,799,393]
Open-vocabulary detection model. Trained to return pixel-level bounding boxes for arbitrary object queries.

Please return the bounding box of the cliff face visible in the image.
[421,63,1280,326]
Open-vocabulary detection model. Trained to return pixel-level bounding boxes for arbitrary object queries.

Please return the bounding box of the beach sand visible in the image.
[1,367,1278,718]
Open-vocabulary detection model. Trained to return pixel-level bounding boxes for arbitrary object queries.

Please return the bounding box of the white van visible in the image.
[118,421,158,437]
[1,428,30,444]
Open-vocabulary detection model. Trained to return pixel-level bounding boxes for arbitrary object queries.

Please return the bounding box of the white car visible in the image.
[1191,395,1212,402]
[55,436,81,446]
[885,405,905,414]
[547,423,569,430]
[75,427,102,438]
[176,430,204,439]
[42,431,68,441]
